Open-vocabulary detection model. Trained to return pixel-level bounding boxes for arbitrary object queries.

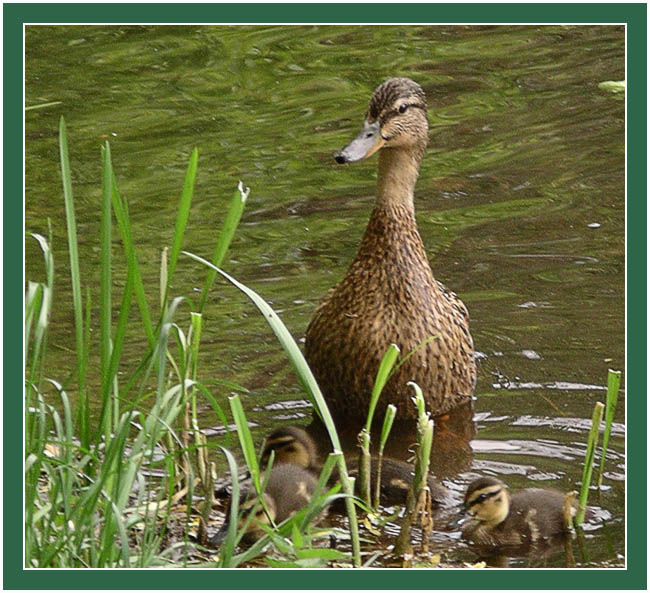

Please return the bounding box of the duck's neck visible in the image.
[376,147,423,211]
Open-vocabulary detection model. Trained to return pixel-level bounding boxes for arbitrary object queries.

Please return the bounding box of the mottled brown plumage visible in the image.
[211,463,325,545]
[305,77,476,421]
[459,477,577,551]
[261,426,448,506]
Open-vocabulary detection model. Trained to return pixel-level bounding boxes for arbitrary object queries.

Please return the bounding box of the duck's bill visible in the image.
[334,120,385,163]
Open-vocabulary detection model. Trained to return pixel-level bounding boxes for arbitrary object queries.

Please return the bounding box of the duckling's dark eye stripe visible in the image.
[468,486,502,506]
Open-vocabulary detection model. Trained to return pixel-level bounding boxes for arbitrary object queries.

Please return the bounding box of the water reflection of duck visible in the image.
[211,463,326,545]
[261,426,448,506]
[305,77,476,423]
[456,476,581,555]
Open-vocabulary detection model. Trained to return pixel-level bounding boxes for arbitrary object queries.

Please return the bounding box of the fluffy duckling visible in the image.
[261,426,448,506]
[305,77,476,422]
[211,463,325,545]
[458,476,578,551]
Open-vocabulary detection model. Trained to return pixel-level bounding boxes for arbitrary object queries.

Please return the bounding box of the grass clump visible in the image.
[25,119,262,568]
[26,118,366,569]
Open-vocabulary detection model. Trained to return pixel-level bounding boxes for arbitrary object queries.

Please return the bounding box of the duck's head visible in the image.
[463,477,511,527]
[334,77,428,164]
[261,426,318,471]
[212,489,277,545]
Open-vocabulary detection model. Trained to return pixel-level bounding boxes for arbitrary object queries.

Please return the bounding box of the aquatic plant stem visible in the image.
[597,369,621,487]
[576,401,604,525]
[374,404,397,509]
[358,344,400,507]
[394,383,433,558]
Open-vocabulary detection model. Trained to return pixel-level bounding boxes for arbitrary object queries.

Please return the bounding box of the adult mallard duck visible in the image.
[305,77,476,421]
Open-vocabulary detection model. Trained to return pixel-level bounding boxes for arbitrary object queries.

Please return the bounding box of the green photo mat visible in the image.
[7,2,646,590]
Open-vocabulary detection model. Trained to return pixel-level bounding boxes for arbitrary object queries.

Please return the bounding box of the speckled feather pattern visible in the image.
[305,201,476,421]
[368,77,426,122]
[305,78,476,423]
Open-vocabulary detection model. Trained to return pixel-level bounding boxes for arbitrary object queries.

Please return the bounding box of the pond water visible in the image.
[25,25,625,568]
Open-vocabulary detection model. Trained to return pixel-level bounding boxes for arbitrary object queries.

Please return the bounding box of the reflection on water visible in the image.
[25,24,625,567]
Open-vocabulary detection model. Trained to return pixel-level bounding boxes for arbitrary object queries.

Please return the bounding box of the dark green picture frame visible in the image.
[7,2,646,590]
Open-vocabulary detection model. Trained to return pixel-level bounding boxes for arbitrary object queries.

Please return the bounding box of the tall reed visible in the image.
[25,120,241,567]
[597,369,621,488]
[394,383,434,558]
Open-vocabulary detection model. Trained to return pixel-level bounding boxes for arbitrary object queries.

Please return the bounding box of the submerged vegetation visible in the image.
[25,121,618,569]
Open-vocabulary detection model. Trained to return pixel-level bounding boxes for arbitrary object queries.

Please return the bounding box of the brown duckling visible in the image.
[305,77,476,423]
[261,426,448,506]
[457,476,579,551]
[211,463,326,545]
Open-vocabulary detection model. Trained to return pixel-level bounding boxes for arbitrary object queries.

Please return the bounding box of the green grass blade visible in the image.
[216,446,241,567]
[365,343,400,432]
[597,370,621,487]
[198,181,249,312]
[24,281,43,366]
[300,453,341,530]
[229,394,260,491]
[26,235,52,388]
[58,118,86,405]
[379,404,397,454]
[391,334,439,375]
[78,287,92,449]
[26,101,62,111]
[99,142,114,435]
[104,251,135,406]
[184,251,336,443]
[374,404,397,509]
[576,401,605,525]
[110,171,155,346]
[189,381,231,445]
[167,148,198,294]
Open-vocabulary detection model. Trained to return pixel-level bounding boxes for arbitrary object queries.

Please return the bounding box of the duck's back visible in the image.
[507,488,571,540]
[305,202,476,421]
[264,464,320,522]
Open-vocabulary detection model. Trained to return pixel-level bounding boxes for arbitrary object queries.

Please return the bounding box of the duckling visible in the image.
[261,426,448,506]
[458,476,578,551]
[305,77,476,422]
[211,463,326,545]
[261,426,320,472]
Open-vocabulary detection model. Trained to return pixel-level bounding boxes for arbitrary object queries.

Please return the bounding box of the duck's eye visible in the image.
[398,104,408,114]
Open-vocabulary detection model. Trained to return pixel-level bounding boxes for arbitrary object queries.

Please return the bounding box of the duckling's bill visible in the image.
[334,120,385,163]
[447,506,471,529]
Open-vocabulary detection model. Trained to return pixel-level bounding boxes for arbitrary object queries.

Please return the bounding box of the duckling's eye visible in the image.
[398,104,408,114]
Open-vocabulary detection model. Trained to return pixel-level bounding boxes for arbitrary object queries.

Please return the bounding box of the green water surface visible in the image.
[25,24,625,568]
